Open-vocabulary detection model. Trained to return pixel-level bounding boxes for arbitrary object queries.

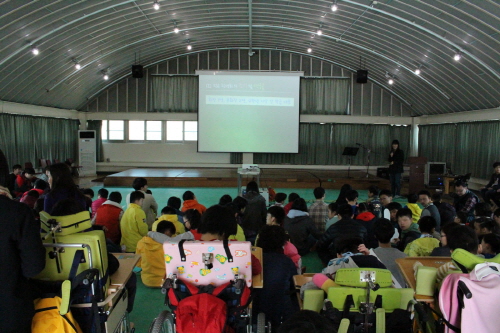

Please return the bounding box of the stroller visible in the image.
[149,240,259,333]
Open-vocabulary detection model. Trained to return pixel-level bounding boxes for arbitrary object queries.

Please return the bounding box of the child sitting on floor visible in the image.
[481,233,500,259]
[393,208,421,252]
[404,216,440,257]
[153,206,186,236]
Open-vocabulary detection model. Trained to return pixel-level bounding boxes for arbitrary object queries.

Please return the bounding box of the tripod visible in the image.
[356,143,373,178]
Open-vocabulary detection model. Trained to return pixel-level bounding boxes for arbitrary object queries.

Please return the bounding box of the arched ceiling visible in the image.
[0,0,499,116]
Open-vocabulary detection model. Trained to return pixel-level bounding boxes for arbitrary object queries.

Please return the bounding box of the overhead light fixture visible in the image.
[153,0,160,10]
[388,79,394,85]
[101,69,109,80]
[454,51,462,61]
[31,46,39,55]
[307,47,312,53]
[186,40,192,50]
[331,0,338,12]
[72,58,81,70]
[385,71,397,85]
[317,29,322,36]
[173,21,179,33]
[414,64,422,75]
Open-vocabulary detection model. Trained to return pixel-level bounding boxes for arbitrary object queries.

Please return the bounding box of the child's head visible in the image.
[454,211,468,225]
[12,164,22,174]
[386,202,403,221]
[26,189,40,199]
[345,190,359,203]
[199,205,237,239]
[379,190,393,206]
[440,223,461,247]
[291,198,308,212]
[183,209,201,230]
[368,185,379,198]
[335,237,363,256]
[245,181,259,193]
[396,208,413,231]
[327,202,338,219]
[494,208,500,225]
[218,194,233,206]
[288,192,300,203]
[146,189,152,195]
[97,188,109,199]
[108,192,122,204]
[418,216,436,234]
[313,187,325,200]
[130,190,145,205]
[132,177,148,191]
[357,202,371,214]
[493,162,500,174]
[182,190,195,201]
[418,190,432,206]
[161,206,177,215]
[274,192,287,204]
[167,196,181,210]
[478,218,499,235]
[256,225,287,253]
[407,193,418,204]
[82,188,94,199]
[336,204,353,220]
[232,196,248,213]
[34,179,48,191]
[267,206,285,226]
[373,218,395,244]
[474,202,492,218]
[481,233,500,256]
[23,168,36,179]
[157,221,176,237]
[447,225,479,254]
[431,193,442,203]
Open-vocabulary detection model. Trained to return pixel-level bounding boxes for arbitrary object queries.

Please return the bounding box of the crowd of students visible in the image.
[3,158,500,332]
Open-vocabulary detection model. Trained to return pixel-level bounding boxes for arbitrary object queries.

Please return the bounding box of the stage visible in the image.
[103,168,391,189]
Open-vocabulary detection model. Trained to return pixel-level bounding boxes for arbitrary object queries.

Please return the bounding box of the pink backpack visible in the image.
[439,263,500,333]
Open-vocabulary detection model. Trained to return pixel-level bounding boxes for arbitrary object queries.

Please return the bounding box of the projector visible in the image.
[242,164,259,170]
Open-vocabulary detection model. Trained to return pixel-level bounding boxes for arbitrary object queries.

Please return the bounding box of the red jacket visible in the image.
[181,200,207,215]
[94,201,122,244]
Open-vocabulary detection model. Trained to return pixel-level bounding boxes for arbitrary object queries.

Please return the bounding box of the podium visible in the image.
[407,157,427,193]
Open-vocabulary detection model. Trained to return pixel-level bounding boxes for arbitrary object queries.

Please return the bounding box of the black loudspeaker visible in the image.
[356,70,368,84]
[131,65,144,78]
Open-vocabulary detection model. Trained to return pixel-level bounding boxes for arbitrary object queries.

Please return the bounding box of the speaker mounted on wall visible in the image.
[131,65,144,78]
[356,69,368,84]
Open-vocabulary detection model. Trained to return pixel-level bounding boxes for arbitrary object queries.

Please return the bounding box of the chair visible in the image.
[24,161,34,169]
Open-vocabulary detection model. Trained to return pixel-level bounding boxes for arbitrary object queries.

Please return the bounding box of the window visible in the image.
[108,120,124,140]
[101,120,108,140]
[166,121,198,141]
[146,121,162,140]
[184,121,198,141]
[129,120,145,140]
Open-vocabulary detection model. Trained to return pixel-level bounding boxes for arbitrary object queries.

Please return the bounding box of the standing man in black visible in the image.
[388,139,404,198]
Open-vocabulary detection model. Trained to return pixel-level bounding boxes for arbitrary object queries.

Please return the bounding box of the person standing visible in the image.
[388,139,404,198]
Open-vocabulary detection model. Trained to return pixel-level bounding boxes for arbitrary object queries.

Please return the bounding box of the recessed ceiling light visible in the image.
[153,1,160,10]
[307,47,312,53]
[31,46,39,55]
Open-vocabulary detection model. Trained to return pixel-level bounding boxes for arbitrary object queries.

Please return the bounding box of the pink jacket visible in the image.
[284,241,301,268]
[91,197,107,218]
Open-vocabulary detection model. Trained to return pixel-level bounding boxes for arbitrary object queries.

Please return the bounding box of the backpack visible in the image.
[176,293,227,333]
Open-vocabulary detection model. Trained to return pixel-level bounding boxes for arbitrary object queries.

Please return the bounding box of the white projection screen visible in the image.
[197,71,303,153]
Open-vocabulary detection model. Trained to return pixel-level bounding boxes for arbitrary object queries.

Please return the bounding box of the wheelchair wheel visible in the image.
[257,313,266,333]
[149,310,175,333]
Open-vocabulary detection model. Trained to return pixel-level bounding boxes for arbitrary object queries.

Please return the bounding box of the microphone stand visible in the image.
[356,143,372,178]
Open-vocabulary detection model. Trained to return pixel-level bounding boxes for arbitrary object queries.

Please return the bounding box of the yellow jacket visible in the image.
[404,236,440,257]
[152,214,186,236]
[228,224,246,241]
[406,203,422,224]
[136,236,166,288]
[120,203,148,252]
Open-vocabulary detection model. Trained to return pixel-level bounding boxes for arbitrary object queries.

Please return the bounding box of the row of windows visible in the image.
[101,120,198,142]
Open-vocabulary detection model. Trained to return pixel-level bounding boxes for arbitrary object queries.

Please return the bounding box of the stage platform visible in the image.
[103,168,391,189]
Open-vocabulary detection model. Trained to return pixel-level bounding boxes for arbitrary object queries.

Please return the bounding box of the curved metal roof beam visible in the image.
[340,0,500,81]
[46,24,449,100]
[80,47,412,111]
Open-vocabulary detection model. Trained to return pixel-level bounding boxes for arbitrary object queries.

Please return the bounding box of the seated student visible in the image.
[358,218,407,288]
[5,164,22,195]
[379,189,394,220]
[82,188,94,211]
[432,193,456,226]
[20,190,39,209]
[14,167,37,197]
[355,202,378,249]
[254,225,298,329]
[404,216,440,257]
[265,206,301,269]
[405,193,422,224]
[93,191,123,245]
[317,204,367,266]
[480,233,500,259]
[386,202,403,232]
[367,185,380,203]
[136,221,176,287]
[38,166,50,183]
[91,188,108,219]
[167,196,184,224]
[480,161,500,208]
[284,198,323,257]
[454,211,468,225]
[494,208,500,226]
[21,179,48,199]
[418,190,442,232]
[345,189,359,216]
[325,202,338,230]
[393,208,421,252]
[218,194,233,206]
[225,202,247,241]
[474,202,493,219]
[148,208,202,244]
[120,191,148,253]
[453,180,479,224]
[126,178,158,229]
[284,192,300,215]
[436,225,483,283]
[181,190,207,214]
[474,218,500,236]
[198,205,262,275]
[430,223,461,257]
[152,206,185,236]
[273,192,287,208]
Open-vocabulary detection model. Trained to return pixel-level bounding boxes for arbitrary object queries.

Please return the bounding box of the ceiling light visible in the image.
[153,1,160,10]
[174,27,179,33]
[72,58,81,70]
[186,40,192,50]
[103,74,109,80]
[331,1,338,11]
[454,52,461,61]
[307,47,312,53]
[388,79,394,85]
[31,46,39,55]
[414,68,421,75]
[317,29,322,36]
[101,69,109,80]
